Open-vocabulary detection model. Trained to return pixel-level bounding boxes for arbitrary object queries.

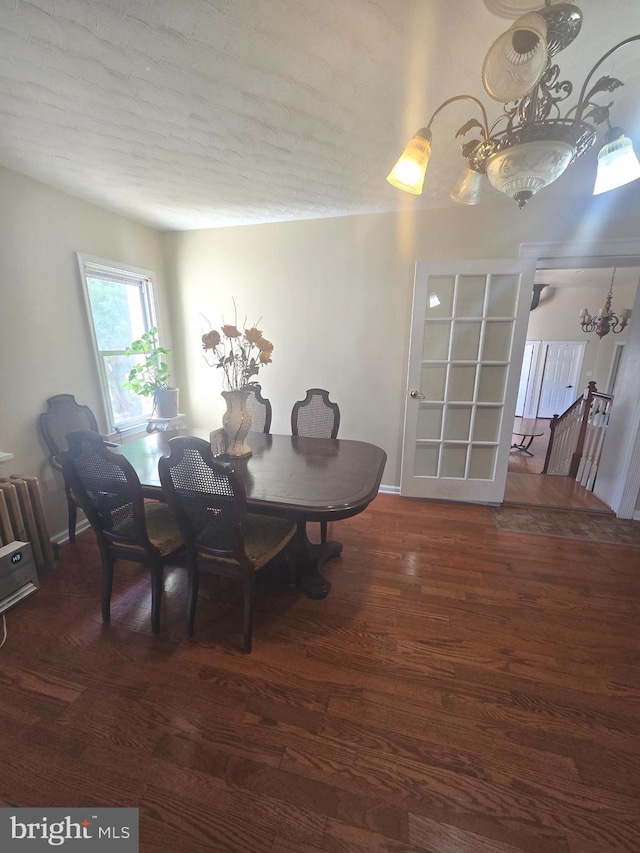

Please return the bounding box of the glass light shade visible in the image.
[485,139,574,207]
[450,167,484,204]
[482,12,548,102]
[593,133,640,195]
[386,134,432,194]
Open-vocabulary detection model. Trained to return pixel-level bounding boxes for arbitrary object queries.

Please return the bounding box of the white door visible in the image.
[401,259,535,502]
[516,342,535,417]
[537,341,585,417]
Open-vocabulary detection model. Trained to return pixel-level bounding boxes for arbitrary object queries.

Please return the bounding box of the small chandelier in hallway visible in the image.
[579,270,632,338]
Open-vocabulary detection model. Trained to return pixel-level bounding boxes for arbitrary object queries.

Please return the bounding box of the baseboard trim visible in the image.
[51,518,91,546]
[379,484,400,495]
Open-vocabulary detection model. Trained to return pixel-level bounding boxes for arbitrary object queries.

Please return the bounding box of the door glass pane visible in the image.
[443,406,472,441]
[441,445,467,478]
[451,322,481,360]
[448,366,476,401]
[426,276,455,317]
[478,365,507,402]
[473,407,501,442]
[415,444,439,476]
[487,274,518,317]
[456,275,486,317]
[482,321,513,361]
[423,322,450,360]
[468,445,496,479]
[421,365,447,400]
[417,405,443,440]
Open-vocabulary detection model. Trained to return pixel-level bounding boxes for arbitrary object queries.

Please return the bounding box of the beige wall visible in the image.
[526,279,637,393]
[2,161,639,537]
[164,182,640,492]
[0,166,170,537]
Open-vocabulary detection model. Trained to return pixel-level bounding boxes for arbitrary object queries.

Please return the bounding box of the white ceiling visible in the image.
[1,0,639,230]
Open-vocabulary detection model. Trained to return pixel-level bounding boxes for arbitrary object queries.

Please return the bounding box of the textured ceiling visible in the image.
[0,0,639,230]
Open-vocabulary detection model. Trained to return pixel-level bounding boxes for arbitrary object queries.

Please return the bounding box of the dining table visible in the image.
[115,429,387,598]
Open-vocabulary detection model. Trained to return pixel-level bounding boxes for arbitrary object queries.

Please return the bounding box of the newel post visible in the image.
[542,415,559,474]
[569,382,597,479]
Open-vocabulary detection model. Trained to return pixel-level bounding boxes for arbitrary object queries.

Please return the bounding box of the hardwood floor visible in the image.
[507,418,612,512]
[1,495,640,852]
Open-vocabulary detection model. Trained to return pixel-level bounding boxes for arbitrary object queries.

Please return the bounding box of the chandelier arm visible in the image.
[488,114,510,137]
[574,35,640,122]
[425,95,490,138]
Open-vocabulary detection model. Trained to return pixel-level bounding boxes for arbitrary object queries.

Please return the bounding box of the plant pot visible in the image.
[221,389,252,457]
[154,387,179,419]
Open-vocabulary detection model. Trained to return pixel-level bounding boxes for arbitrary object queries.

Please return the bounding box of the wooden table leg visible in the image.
[295,521,343,599]
[511,434,536,456]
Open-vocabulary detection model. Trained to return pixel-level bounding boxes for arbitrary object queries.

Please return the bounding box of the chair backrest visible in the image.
[61,430,151,549]
[40,394,100,471]
[291,388,340,439]
[244,384,272,434]
[158,436,248,563]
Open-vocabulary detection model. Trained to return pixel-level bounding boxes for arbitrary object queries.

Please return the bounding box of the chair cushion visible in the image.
[201,513,296,570]
[143,501,184,556]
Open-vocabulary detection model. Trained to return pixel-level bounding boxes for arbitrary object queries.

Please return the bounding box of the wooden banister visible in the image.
[569,381,598,478]
[543,381,613,485]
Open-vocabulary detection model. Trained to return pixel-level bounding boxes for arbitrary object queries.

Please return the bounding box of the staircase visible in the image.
[542,381,613,490]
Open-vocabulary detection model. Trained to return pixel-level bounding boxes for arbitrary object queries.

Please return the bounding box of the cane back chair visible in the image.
[158,436,296,653]
[39,394,108,542]
[61,430,183,633]
[244,384,272,434]
[291,388,340,542]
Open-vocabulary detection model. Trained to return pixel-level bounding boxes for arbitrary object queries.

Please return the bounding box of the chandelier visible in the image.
[387,2,640,208]
[579,270,632,338]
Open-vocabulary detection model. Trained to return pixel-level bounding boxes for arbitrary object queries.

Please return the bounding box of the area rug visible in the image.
[489,506,640,547]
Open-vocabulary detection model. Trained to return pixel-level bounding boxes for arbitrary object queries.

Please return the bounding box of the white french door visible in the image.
[400,259,535,502]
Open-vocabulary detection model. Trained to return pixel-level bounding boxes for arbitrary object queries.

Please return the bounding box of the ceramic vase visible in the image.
[221,389,252,457]
[154,387,179,419]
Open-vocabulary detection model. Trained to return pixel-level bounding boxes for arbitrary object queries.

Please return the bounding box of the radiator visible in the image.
[0,476,55,570]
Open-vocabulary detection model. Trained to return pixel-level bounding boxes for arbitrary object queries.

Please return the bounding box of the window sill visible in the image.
[107,423,150,444]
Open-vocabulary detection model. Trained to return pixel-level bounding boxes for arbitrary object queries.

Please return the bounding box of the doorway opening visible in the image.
[504,265,639,513]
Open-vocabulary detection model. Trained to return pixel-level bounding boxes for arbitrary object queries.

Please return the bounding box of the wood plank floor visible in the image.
[507,419,612,512]
[1,495,639,852]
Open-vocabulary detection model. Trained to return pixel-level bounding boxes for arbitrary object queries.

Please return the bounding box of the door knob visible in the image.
[410,390,425,400]
[566,385,573,388]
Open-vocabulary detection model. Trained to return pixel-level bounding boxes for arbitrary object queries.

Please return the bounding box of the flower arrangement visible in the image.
[202,317,274,392]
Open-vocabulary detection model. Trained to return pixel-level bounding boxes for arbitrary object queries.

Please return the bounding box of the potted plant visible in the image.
[123,327,179,419]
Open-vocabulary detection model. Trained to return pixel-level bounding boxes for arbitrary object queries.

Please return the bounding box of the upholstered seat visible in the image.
[62,430,183,633]
[159,435,296,652]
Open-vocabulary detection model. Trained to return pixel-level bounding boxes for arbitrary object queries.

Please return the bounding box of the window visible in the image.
[77,254,162,433]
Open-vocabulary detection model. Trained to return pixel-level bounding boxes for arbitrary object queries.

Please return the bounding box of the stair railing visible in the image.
[543,382,613,486]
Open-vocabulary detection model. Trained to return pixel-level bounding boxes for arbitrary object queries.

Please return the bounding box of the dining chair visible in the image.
[244,383,272,434]
[39,394,115,543]
[158,435,296,653]
[61,430,183,633]
[291,388,340,542]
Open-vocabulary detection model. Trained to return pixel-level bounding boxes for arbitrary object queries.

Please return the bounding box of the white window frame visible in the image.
[77,253,161,436]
